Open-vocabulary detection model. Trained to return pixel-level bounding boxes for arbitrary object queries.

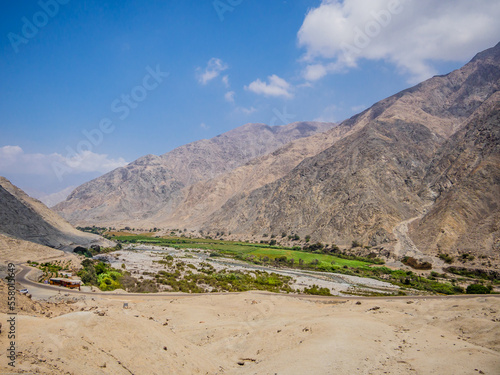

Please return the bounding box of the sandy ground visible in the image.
[0,234,80,267]
[1,284,499,375]
[1,241,499,374]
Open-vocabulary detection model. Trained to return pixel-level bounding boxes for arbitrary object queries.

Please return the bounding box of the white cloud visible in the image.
[303,64,328,81]
[298,0,500,83]
[200,123,210,130]
[197,58,229,85]
[222,75,230,88]
[64,151,128,173]
[245,75,293,98]
[235,106,257,115]
[224,91,236,103]
[0,145,128,177]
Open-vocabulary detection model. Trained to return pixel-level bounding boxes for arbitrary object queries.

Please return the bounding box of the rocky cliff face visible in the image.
[0,177,110,249]
[54,122,335,226]
[410,92,500,256]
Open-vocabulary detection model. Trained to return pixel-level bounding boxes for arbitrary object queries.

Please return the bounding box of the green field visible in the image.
[245,248,369,268]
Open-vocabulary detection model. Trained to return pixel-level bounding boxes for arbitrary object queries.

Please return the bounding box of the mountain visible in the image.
[0,177,111,249]
[202,42,500,255]
[158,123,352,229]
[54,122,335,226]
[410,91,500,257]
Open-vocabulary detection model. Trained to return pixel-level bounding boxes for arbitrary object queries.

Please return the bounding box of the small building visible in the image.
[59,271,73,278]
[49,278,81,289]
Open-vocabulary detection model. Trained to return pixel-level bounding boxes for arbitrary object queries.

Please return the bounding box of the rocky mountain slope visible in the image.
[0,177,110,249]
[410,92,500,257]
[159,123,352,228]
[203,42,500,254]
[54,122,334,226]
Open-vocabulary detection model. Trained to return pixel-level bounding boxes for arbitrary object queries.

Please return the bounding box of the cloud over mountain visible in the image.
[298,0,500,82]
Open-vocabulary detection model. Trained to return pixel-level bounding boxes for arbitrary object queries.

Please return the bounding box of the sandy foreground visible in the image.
[1,241,499,374]
[0,287,499,375]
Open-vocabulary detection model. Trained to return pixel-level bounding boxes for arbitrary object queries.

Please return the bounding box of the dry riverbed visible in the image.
[96,245,401,296]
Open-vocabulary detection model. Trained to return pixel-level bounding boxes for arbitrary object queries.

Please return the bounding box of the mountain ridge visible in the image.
[55,121,335,226]
[201,42,500,257]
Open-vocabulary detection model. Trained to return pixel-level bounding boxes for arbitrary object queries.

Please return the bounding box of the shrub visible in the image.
[351,240,362,248]
[439,253,454,264]
[453,285,465,293]
[461,253,475,262]
[402,256,432,270]
[303,285,332,296]
[74,246,92,258]
[466,284,490,294]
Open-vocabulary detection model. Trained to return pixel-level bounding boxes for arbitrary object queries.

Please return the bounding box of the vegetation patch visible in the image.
[73,244,123,258]
[445,267,500,282]
[466,284,491,294]
[402,256,432,270]
[302,285,332,296]
[78,259,124,291]
[438,253,454,264]
[32,260,73,282]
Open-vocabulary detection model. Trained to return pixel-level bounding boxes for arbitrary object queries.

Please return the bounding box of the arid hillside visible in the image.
[0,177,111,249]
[1,284,499,375]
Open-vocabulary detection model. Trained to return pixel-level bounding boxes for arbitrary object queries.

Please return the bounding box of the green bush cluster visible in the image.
[78,260,123,291]
[466,284,491,294]
[152,260,294,294]
[333,266,464,295]
[76,225,108,235]
[439,253,454,264]
[73,243,122,258]
[303,285,332,296]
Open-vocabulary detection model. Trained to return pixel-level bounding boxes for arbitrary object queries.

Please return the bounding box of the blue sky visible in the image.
[1,0,499,197]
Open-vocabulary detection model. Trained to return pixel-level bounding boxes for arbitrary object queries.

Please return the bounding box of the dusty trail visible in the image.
[392,211,445,268]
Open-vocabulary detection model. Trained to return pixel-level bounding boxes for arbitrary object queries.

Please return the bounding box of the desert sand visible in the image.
[1,241,499,374]
[1,284,499,374]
